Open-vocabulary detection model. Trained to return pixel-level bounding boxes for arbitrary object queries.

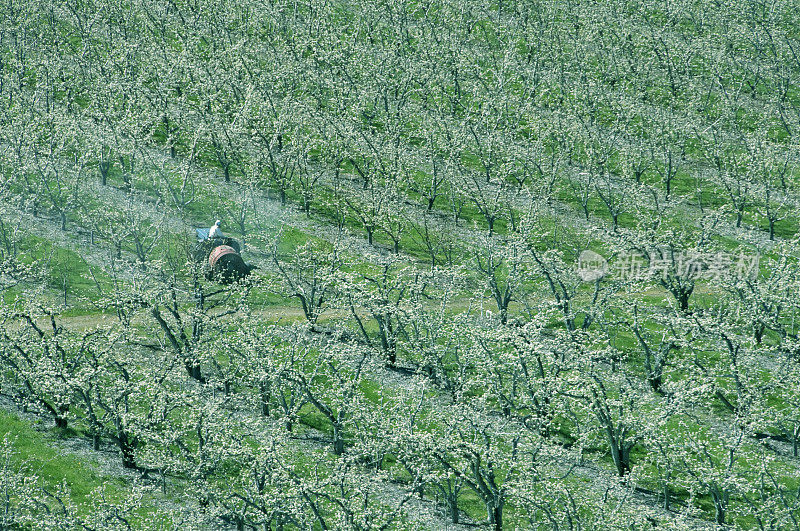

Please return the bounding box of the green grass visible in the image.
[0,408,121,510]
[298,402,333,435]
[16,234,113,304]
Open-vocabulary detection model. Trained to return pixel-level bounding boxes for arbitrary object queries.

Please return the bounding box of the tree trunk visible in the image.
[99,160,110,186]
[648,373,662,393]
[710,485,727,525]
[487,500,503,531]
[447,494,459,524]
[189,362,203,382]
[260,383,270,417]
[333,423,344,455]
[607,430,631,477]
[678,290,690,312]
[118,430,137,469]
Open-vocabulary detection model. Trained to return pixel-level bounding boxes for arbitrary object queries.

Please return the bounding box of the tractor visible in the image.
[194,228,255,284]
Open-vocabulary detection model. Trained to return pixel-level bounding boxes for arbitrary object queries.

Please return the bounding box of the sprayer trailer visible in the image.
[194,228,254,284]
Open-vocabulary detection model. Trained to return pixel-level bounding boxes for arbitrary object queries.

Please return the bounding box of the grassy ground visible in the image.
[0,408,123,509]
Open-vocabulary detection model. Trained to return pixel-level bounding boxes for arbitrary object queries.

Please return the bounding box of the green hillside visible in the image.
[2,0,800,528]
